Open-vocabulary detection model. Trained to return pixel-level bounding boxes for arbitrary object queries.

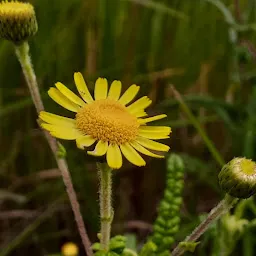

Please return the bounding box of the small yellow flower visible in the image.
[39,73,171,169]
[61,242,78,256]
[0,1,37,43]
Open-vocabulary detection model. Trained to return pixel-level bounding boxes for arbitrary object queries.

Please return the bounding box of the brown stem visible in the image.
[15,41,93,256]
[234,0,242,23]
[172,195,238,256]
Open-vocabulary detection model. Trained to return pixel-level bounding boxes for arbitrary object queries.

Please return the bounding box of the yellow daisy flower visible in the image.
[39,72,171,169]
[61,242,78,256]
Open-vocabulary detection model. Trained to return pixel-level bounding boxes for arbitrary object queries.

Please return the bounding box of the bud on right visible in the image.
[218,157,256,199]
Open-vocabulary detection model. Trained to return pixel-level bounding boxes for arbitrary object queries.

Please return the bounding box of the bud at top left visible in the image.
[0,1,38,44]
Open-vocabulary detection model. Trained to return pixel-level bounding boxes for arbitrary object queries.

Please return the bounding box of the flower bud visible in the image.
[0,1,38,43]
[219,157,256,199]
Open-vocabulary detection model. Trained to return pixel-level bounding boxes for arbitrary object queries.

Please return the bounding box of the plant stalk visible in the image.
[170,86,225,167]
[14,41,93,256]
[171,194,238,256]
[97,162,113,251]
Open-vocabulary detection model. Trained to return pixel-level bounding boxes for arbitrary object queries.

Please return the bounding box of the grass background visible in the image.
[1,0,256,255]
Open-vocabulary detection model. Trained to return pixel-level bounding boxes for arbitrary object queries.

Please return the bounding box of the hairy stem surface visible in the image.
[98,163,113,251]
[15,41,93,256]
[172,195,238,256]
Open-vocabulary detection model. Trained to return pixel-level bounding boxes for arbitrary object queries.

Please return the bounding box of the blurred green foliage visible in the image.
[1,0,256,255]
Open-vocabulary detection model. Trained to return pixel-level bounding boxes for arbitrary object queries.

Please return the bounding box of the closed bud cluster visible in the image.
[0,1,37,43]
[219,157,256,199]
[151,154,185,254]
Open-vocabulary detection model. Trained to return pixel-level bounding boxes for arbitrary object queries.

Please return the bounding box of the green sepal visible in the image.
[158,251,170,256]
[178,241,200,253]
[57,142,66,158]
[92,242,101,251]
[93,236,126,255]
[139,241,157,256]
[94,251,119,256]
[122,248,138,256]
[109,235,126,254]
[94,251,107,256]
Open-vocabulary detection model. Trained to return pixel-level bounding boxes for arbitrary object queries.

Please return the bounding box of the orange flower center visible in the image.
[75,99,139,144]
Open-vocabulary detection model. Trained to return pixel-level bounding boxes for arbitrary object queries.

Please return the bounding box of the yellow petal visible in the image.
[94,78,108,100]
[106,144,122,169]
[76,136,96,150]
[135,111,148,118]
[48,88,80,112]
[138,131,170,140]
[41,123,82,140]
[118,84,140,105]
[127,96,152,112]
[138,114,167,124]
[136,137,170,152]
[41,123,56,132]
[108,80,122,100]
[138,126,171,139]
[39,111,76,127]
[74,72,94,103]
[120,143,146,167]
[87,140,108,156]
[55,82,86,107]
[139,126,171,133]
[130,141,164,158]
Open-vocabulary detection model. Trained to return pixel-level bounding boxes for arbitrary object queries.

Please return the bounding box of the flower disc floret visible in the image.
[76,99,139,144]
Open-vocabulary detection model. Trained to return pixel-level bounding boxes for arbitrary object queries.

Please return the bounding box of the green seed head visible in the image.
[219,157,256,199]
[0,1,38,43]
